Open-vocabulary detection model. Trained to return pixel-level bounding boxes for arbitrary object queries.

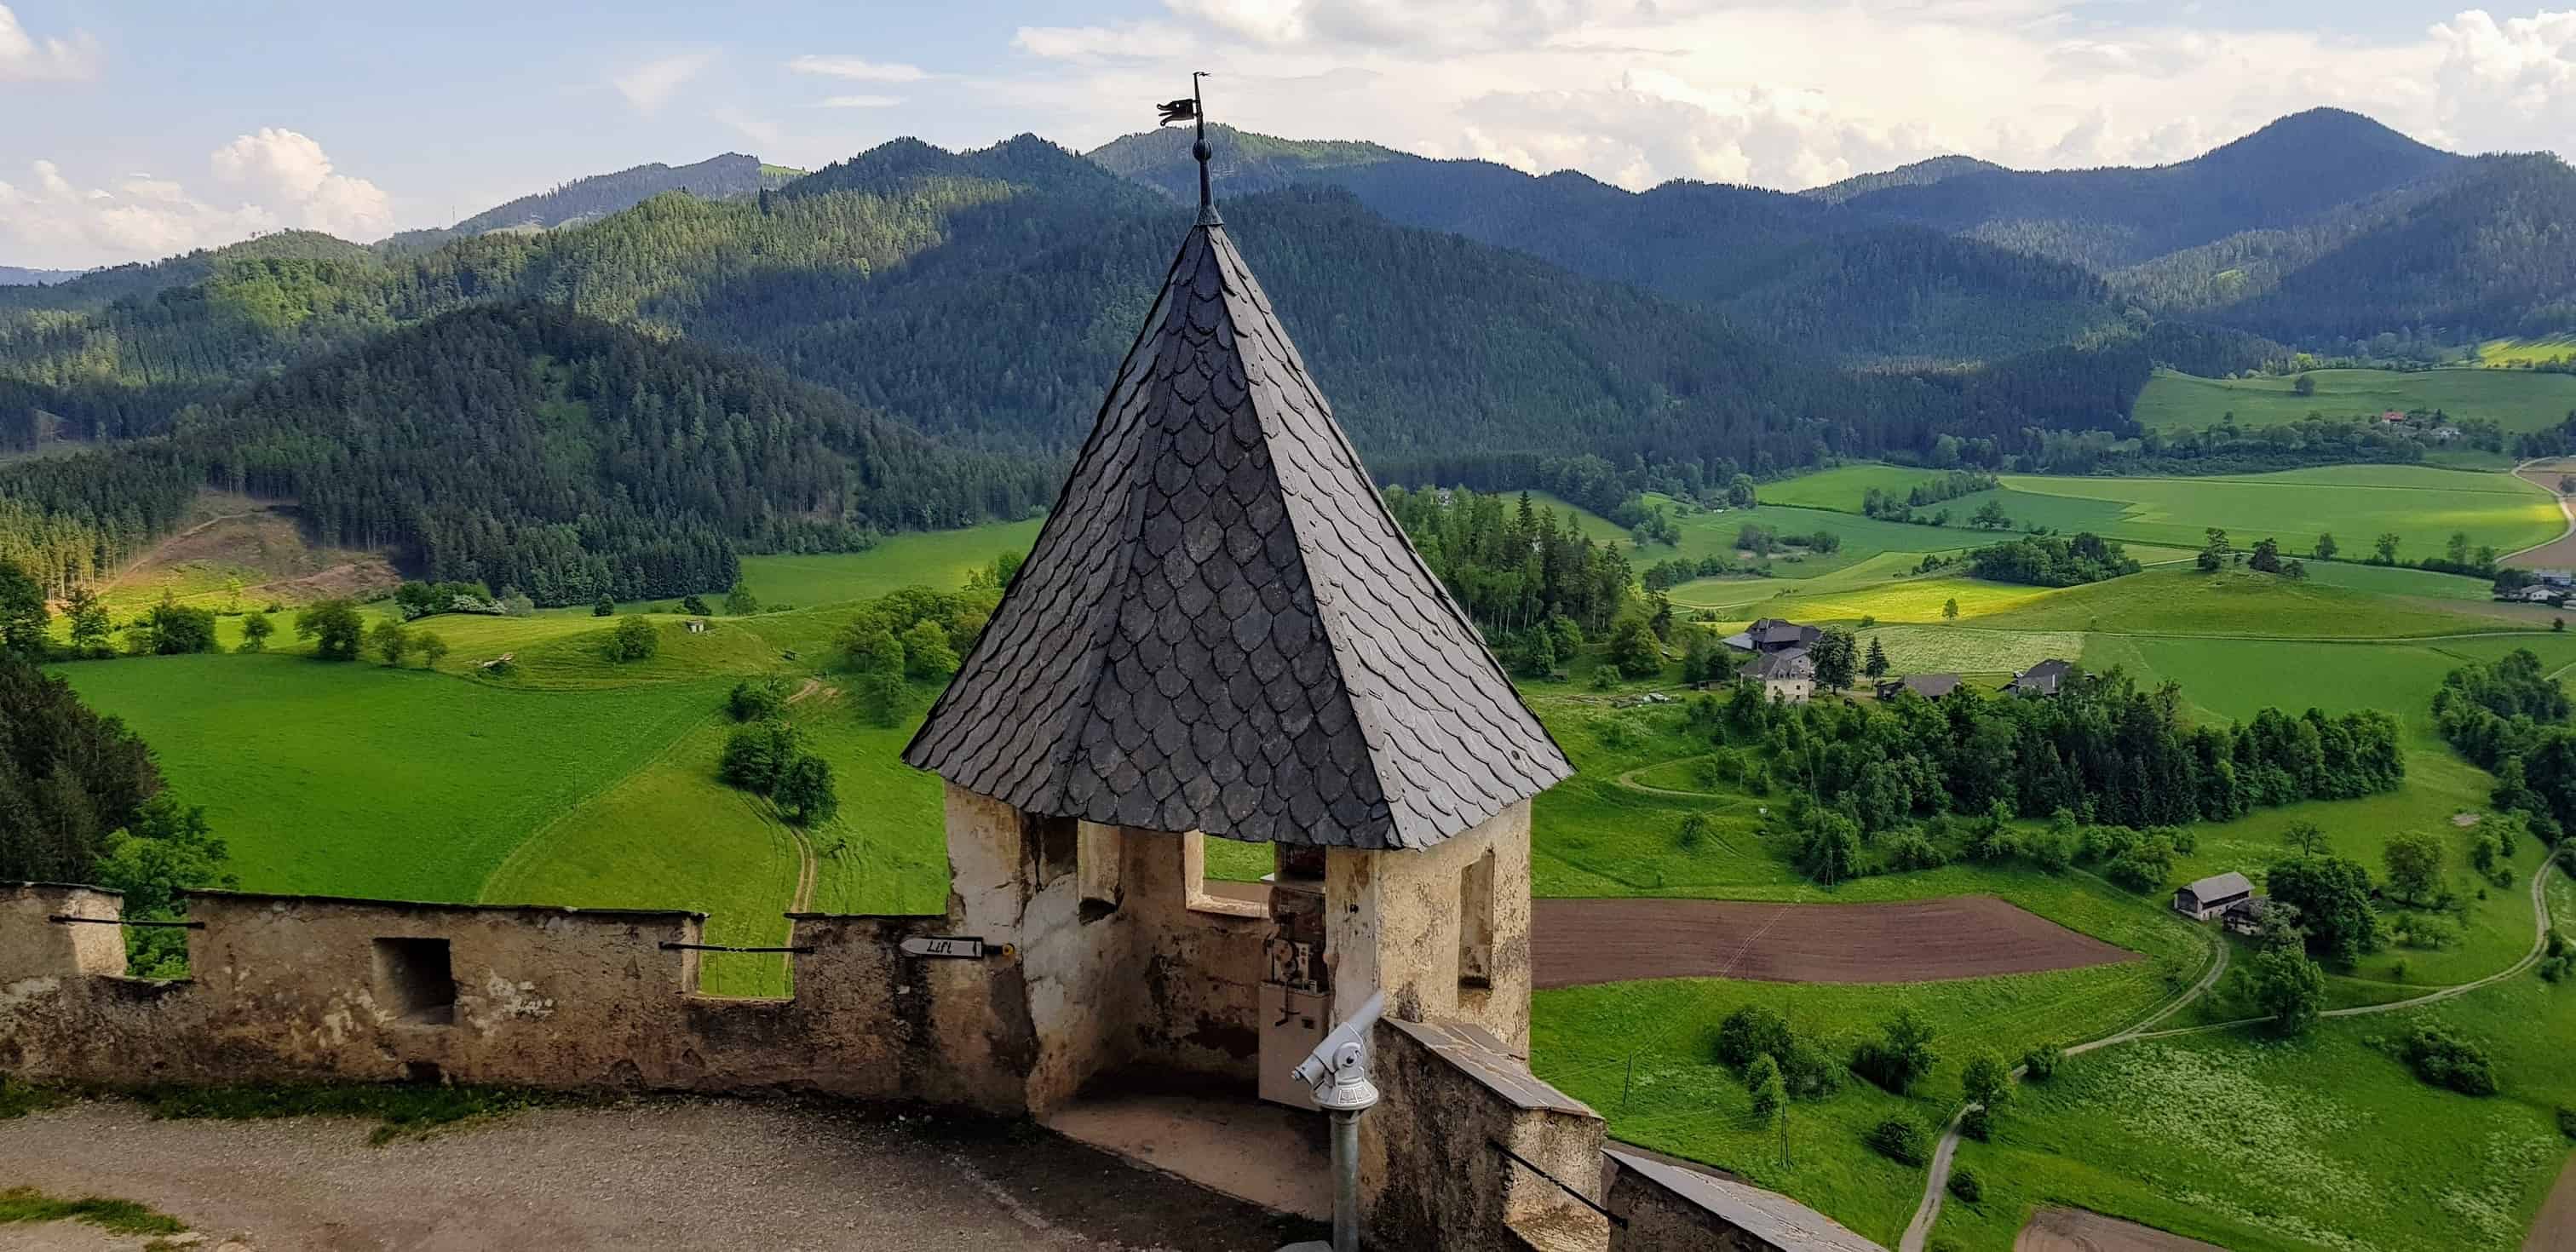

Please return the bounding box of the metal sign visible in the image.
[900,935,988,959]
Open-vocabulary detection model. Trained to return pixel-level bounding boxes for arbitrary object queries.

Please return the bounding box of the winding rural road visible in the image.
[1898,857,2561,1252]
[2503,457,2576,566]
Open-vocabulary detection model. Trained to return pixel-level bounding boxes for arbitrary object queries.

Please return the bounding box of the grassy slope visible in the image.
[1941,949,2576,1252]
[732,518,1043,609]
[1975,465,2561,555]
[2135,367,2576,433]
[56,653,718,900]
[2477,336,2576,368]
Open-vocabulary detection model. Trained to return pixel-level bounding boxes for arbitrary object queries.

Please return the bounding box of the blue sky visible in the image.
[3,0,2572,268]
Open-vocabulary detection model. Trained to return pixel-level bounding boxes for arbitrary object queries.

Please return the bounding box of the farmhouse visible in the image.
[2174,870,2256,920]
[1723,617,1822,653]
[2005,658,2074,698]
[1741,647,1817,704]
[1875,673,1959,700]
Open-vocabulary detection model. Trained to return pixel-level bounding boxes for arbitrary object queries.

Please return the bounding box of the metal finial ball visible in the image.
[1193,141,1211,164]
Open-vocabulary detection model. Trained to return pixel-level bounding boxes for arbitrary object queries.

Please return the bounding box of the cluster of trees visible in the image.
[717,677,839,827]
[833,585,989,725]
[1696,664,2403,845]
[1858,470,1998,522]
[1380,487,1639,641]
[2434,650,2576,837]
[1966,532,2141,586]
[0,656,231,973]
[1734,524,1843,558]
[390,580,515,620]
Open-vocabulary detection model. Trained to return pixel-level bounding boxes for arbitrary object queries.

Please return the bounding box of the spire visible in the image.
[903,200,1571,850]
[1192,72,1218,225]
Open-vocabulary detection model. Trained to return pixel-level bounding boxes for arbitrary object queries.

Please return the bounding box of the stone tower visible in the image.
[903,174,1573,1108]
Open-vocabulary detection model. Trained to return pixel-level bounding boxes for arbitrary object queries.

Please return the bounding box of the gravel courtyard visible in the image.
[0,1097,1324,1251]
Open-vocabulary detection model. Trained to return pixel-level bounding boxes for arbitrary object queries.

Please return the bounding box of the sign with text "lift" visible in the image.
[900,936,989,959]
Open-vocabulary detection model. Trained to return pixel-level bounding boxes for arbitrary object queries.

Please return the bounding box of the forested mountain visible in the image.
[0,232,378,316]
[1090,124,2130,365]
[0,267,84,286]
[1836,109,2463,270]
[1802,157,2006,204]
[377,153,802,254]
[0,304,1053,603]
[2222,154,2576,342]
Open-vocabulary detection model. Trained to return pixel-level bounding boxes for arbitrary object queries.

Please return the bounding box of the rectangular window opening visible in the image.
[372,937,457,1026]
[1028,813,1079,887]
[1459,848,1497,991]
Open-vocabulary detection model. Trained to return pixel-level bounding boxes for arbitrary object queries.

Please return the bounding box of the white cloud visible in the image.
[0,3,98,82]
[716,108,784,148]
[786,55,927,82]
[1013,22,1193,60]
[990,2,2576,194]
[612,51,713,114]
[210,128,394,238]
[814,94,902,109]
[0,130,393,268]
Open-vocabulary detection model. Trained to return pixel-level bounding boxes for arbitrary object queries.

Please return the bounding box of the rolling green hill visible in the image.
[2136,366,2576,433]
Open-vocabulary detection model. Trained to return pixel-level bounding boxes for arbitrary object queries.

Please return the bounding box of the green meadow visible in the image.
[2477,336,2576,368]
[50,473,2576,1249]
[1939,964,2576,1252]
[55,654,720,901]
[2134,366,2576,433]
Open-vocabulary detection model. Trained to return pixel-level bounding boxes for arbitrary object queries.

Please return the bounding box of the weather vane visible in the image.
[1158,72,1216,216]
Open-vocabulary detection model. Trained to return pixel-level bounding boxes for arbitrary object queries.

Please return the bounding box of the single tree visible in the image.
[1962,1054,2013,1117]
[66,586,112,656]
[2447,531,2473,566]
[593,594,615,617]
[1941,597,1960,622]
[295,600,366,661]
[1863,635,1889,681]
[680,594,713,617]
[140,594,218,655]
[2292,372,2317,397]
[1810,627,1858,691]
[2197,527,2230,573]
[1800,812,1861,886]
[2248,537,2281,573]
[238,611,275,654]
[416,632,450,669]
[92,793,234,978]
[725,581,760,616]
[606,616,659,663]
[2314,532,2337,561]
[1970,498,2011,530]
[2280,819,2327,858]
[2375,532,2401,564]
[1607,617,1665,679]
[370,620,412,666]
[222,575,244,615]
[2383,830,2444,904]
[0,560,49,657]
[774,753,840,825]
[2249,944,2326,1035]
[1745,1053,1785,1123]
[2267,855,2385,964]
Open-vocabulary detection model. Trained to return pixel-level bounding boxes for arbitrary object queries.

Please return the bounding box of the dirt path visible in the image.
[2015,1207,2228,1251]
[1532,897,2136,988]
[0,1098,1320,1251]
[781,677,828,916]
[1899,924,2228,1252]
[2504,458,2576,569]
[1613,761,1725,800]
[2531,1157,2576,1252]
[1904,857,2560,1252]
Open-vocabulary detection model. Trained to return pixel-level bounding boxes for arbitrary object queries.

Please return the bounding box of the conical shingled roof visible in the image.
[901,212,1572,850]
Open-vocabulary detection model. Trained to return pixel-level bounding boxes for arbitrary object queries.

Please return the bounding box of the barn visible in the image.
[2173,870,2254,921]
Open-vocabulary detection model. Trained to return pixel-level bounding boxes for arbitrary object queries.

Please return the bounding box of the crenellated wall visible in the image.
[0,883,1038,1106]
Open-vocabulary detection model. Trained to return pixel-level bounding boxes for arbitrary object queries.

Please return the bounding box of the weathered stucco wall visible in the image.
[1362,1017,1606,1252]
[1328,800,1535,1053]
[0,884,1038,1111]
